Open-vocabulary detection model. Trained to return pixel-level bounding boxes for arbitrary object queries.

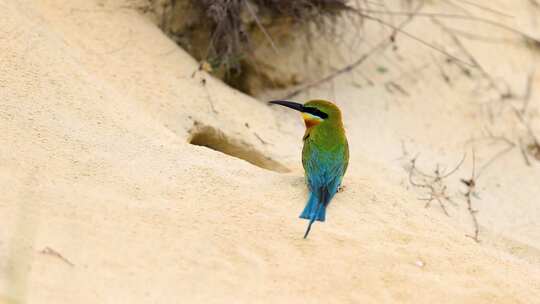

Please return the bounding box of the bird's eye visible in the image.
[304,107,328,119]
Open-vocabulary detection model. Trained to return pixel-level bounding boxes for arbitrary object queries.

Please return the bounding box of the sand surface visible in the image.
[1,0,540,303]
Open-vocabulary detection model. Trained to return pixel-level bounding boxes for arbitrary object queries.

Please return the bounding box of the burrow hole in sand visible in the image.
[189,124,290,173]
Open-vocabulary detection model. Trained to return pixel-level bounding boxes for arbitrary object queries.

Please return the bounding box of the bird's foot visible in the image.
[337,185,346,193]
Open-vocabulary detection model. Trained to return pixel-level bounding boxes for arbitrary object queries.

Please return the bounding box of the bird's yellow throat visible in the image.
[302,112,323,129]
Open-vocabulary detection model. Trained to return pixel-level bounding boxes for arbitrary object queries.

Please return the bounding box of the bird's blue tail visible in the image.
[300,193,326,222]
[300,193,326,239]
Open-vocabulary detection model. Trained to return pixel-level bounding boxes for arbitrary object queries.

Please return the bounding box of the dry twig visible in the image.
[39,247,75,267]
[461,150,480,242]
[284,2,424,99]
[407,154,465,216]
[192,62,218,114]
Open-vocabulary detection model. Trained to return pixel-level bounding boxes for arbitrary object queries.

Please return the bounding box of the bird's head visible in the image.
[268,99,343,129]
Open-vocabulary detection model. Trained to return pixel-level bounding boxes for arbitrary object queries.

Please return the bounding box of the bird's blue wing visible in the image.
[303,147,346,207]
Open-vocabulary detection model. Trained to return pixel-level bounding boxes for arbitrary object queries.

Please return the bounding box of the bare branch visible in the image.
[440,153,467,179]
[39,247,75,267]
[406,153,466,216]
[243,0,279,54]
[283,2,424,99]
[461,150,480,242]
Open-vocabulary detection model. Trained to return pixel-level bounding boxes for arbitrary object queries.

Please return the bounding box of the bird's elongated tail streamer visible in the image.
[303,187,329,239]
[303,201,322,239]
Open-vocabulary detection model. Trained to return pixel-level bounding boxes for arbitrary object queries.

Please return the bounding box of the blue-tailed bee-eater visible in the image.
[269,99,349,238]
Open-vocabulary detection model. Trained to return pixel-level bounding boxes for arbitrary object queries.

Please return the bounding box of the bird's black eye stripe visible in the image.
[303,107,328,119]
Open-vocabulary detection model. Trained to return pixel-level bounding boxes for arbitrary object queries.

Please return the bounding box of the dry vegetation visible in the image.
[144,0,352,93]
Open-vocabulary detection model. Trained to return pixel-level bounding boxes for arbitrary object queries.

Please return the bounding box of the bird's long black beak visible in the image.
[268,100,305,112]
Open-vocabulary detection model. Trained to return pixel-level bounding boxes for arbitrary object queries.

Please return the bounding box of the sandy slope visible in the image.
[1,0,540,303]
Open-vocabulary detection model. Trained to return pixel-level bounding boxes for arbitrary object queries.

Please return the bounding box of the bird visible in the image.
[269,99,349,238]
